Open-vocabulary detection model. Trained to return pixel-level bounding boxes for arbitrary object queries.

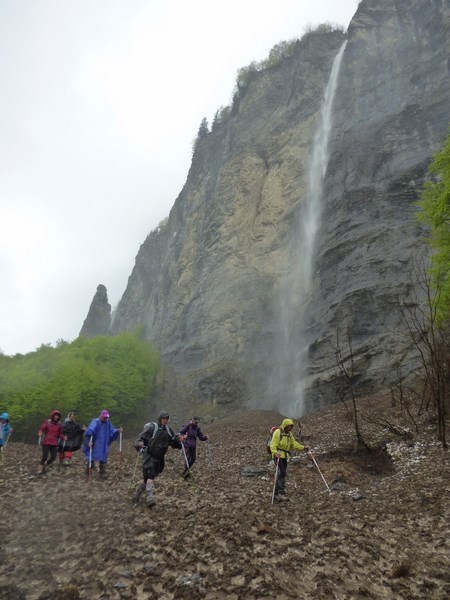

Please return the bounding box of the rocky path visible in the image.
[0,399,449,599]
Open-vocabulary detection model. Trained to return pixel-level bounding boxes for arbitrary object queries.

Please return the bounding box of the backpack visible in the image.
[134,422,174,452]
[266,426,281,454]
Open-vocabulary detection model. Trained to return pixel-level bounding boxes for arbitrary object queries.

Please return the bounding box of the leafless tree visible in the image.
[334,326,371,452]
[400,252,448,448]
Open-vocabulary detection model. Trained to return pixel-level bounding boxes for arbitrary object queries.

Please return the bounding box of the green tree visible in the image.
[0,332,160,437]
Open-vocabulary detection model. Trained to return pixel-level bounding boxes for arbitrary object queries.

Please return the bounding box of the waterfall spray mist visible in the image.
[271,42,347,416]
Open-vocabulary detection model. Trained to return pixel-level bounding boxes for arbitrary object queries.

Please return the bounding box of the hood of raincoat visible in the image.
[0,412,9,421]
[281,418,294,430]
[51,409,61,420]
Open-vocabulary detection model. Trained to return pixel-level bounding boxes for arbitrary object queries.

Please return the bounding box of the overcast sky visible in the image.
[0,0,358,356]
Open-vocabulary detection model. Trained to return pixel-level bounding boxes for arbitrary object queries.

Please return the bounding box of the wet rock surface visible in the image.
[0,398,448,599]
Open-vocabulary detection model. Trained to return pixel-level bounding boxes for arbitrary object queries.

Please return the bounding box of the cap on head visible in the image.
[158,411,169,421]
[100,410,110,418]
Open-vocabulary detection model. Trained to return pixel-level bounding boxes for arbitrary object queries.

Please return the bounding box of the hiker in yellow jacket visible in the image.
[270,418,309,502]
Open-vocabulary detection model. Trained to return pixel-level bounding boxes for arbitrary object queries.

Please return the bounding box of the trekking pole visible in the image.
[129,452,140,493]
[271,457,280,505]
[206,438,213,470]
[118,431,123,469]
[36,435,42,462]
[309,451,331,494]
[175,448,182,469]
[87,438,93,484]
[181,442,191,475]
[4,431,12,449]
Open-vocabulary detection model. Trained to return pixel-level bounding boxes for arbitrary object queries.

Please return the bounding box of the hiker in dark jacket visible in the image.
[59,411,85,465]
[178,416,208,479]
[132,411,186,507]
[37,409,66,474]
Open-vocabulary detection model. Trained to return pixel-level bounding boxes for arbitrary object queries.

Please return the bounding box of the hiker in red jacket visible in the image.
[37,409,66,474]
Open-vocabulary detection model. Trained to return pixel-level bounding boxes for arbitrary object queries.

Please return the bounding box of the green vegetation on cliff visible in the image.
[418,127,450,323]
[0,332,160,437]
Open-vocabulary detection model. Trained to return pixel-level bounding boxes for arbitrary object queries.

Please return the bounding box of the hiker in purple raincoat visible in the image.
[83,410,122,479]
[178,416,208,479]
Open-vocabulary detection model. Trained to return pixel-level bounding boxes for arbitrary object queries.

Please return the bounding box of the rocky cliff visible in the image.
[79,284,111,338]
[103,0,450,417]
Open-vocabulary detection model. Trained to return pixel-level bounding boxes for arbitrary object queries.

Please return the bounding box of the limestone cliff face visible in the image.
[108,0,450,415]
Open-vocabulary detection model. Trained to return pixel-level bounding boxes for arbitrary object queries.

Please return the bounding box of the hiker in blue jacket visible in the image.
[0,412,12,451]
[83,410,122,479]
[178,416,208,479]
[132,411,186,506]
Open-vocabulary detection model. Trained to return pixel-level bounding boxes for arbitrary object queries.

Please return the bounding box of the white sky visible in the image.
[0,0,358,356]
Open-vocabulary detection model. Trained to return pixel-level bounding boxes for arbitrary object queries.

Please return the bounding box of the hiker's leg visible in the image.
[46,446,58,466]
[145,464,157,506]
[275,458,287,496]
[133,468,150,503]
[99,462,107,479]
[189,447,197,469]
[40,445,50,466]
[278,459,289,499]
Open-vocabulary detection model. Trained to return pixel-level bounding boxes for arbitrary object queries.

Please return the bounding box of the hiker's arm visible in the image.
[170,433,184,448]
[198,427,208,441]
[292,438,305,452]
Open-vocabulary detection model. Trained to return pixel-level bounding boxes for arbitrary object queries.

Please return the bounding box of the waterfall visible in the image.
[271,41,347,416]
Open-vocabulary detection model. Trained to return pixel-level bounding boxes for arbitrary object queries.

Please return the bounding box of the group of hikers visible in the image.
[1,408,311,506]
[32,408,210,505]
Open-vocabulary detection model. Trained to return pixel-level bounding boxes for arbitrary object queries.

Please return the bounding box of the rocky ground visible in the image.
[0,394,448,599]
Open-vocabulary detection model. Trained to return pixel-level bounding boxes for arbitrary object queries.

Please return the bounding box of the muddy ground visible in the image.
[0,395,448,599]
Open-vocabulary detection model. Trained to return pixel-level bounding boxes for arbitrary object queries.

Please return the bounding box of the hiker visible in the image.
[37,410,66,474]
[132,411,186,506]
[270,418,309,502]
[0,412,12,450]
[59,411,85,465]
[178,416,208,479]
[83,410,122,479]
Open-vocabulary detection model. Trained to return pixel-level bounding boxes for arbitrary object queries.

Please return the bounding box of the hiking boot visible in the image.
[37,464,44,475]
[132,483,146,504]
[62,459,70,466]
[146,497,156,507]
[274,495,283,502]
[99,464,107,479]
